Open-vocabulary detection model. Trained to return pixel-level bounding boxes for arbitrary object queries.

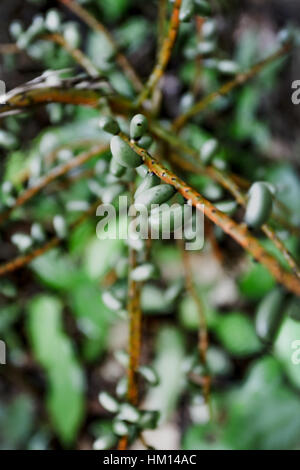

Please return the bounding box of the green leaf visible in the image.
[216,312,262,357]
[116,17,151,52]
[239,259,275,300]
[97,0,131,21]
[275,317,300,389]
[27,295,85,445]
[265,163,300,224]
[31,249,83,291]
[69,280,112,361]
[183,422,230,450]
[224,357,300,449]
[178,293,217,330]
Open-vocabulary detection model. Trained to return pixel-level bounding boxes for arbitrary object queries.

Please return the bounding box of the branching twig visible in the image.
[179,239,212,417]
[1,82,299,277]
[150,124,300,278]
[136,0,182,106]
[0,86,131,117]
[173,42,293,130]
[57,0,143,92]
[120,133,300,296]
[0,144,108,224]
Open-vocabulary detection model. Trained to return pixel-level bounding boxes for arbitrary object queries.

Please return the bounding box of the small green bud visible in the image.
[99,116,120,135]
[31,223,46,243]
[115,258,129,279]
[200,138,219,165]
[17,15,45,50]
[180,0,195,22]
[110,155,126,177]
[138,365,160,386]
[93,435,116,450]
[112,420,130,436]
[116,377,128,399]
[134,172,160,198]
[139,410,160,430]
[98,392,119,413]
[217,60,240,75]
[53,215,67,239]
[134,184,176,210]
[110,136,143,168]
[197,40,216,55]
[164,279,183,303]
[215,200,237,216]
[138,135,153,149]
[130,263,156,282]
[202,20,217,38]
[117,403,140,423]
[11,233,32,253]
[45,9,62,32]
[9,21,23,40]
[130,114,148,140]
[179,93,194,113]
[102,290,123,311]
[194,0,211,17]
[63,22,80,48]
[245,182,273,229]
[255,289,285,344]
[114,350,129,367]
[136,164,148,178]
[287,298,300,322]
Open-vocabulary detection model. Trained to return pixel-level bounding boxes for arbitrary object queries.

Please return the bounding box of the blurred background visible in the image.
[0,0,300,450]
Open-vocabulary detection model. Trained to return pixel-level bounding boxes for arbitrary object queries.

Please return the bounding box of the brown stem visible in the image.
[150,125,300,278]
[127,247,142,406]
[179,240,212,416]
[136,0,182,106]
[0,87,131,117]
[173,42,293,130]
[120,133,300,296]
[57,0,143,92]
[0,43,20,54]
[1,82,298,276]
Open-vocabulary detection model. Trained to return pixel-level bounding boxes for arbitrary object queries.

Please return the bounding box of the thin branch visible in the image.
[127,246,142,406]
[0,199,101,277]
[120,133,300,296]
[136,0,182,106]
[42,33,99,77]
[0,43,20,54]
[179,239,212,417]
[150,124,300,278]
[1,82,298,276]
[173,42,293,130]
[118,185,143,451]
[0,144,108,224]
[0,86,131,117]
[57,0,143,92]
